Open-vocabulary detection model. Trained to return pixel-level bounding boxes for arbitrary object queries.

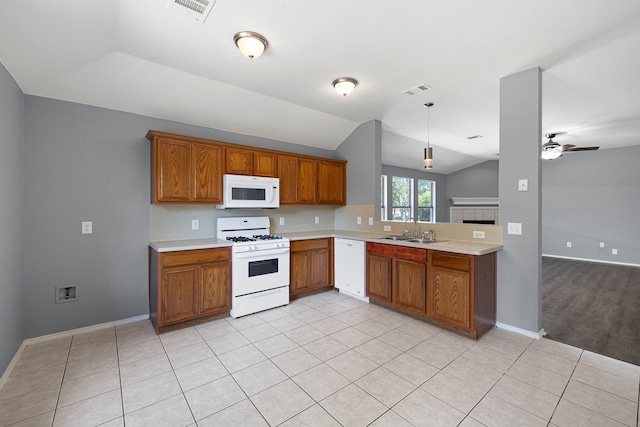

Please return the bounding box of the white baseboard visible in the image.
[496,322,546,340]
[542,253,640,268]
[0,314,150,389]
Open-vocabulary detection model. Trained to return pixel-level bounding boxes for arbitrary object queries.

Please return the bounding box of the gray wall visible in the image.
[446,160,499,210]
[381,165,448,222]
[542,145,640,265]
[497,67,542,335]
[336,120,381,207]
[22,96,337,338]
[0,63,25,372]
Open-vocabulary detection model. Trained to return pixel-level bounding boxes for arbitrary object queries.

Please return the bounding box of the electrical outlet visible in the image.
[314,216,319,224]
[384,225,391,232]
[599,242,605,248]
[566,242,572,248]
[368,217,374,226]
[507,222,522,235]
[612,248,618,255]
[279,217,284,226]
[357,217,362,225]
[81,221,92,234]
[191,220,199,230]
[473,230,485,239]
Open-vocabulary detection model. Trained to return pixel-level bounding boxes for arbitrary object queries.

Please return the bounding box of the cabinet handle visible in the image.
[251,288,283,298]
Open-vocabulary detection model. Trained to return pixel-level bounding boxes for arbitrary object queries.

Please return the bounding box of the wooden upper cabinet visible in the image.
[278,155,298,204]
[155,138,192,203]
[225,147,253,175]
[148,130,346,205]
[317,160,347,205]
[253,151,278,177]
[192,143,222,203]
[297,158,317,204]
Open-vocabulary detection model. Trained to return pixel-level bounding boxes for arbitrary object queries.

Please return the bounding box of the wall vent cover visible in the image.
[402,84,431,95]
[167,0,215,22]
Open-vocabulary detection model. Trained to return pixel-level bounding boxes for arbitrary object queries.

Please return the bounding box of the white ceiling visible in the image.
[1,0,639,174]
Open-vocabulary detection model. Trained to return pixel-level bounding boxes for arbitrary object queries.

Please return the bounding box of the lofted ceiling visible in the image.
[1,0,639,174]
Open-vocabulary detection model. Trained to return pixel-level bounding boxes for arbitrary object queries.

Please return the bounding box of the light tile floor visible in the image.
[1,291,639,427]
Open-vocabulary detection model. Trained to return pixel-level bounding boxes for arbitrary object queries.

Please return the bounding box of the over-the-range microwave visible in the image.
[217,174,280,209]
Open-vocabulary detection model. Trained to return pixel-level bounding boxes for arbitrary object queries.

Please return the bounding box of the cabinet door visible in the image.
[317,160,346,205]
[366,254,392,302]
[192,143,223,203]
[429,266,470,329]
[162,266,199,324]
[309,248,329,289]
[278,155,298,204]
[254,152,278,177]
[225,147,253,175]
[156,139,192,202]
[394,259,426,314]
[290,251,310,294]
[297,158,317,204]
[200,262,231,315]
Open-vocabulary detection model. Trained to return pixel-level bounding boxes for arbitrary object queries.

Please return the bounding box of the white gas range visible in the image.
[216,216,290,318]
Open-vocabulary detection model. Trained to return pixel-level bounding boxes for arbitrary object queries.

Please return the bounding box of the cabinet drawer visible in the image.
[291,238,330,252]
[161,248,230,267]
[367,242,426,263]
[431,251,470,271]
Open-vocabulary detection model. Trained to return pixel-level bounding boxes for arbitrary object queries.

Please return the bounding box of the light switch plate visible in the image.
[612,248,618,255]
[191,220,199,230]
[368,217,374,226]
[357,217,362,225]
[384,225,391,232]
[279,217,284,226]
[473,230,485,239]
[518,178,528,191]
[507,222,522,235]
[314,216,319,224]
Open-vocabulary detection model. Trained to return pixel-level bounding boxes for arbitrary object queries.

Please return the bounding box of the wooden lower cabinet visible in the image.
[366,243,496,339]
[290,238,333,297]
[366,243,427,315]
[150,247,231,332]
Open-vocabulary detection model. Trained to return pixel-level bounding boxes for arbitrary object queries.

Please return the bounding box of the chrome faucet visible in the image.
[423,228,435,241]
[404,217,419,237]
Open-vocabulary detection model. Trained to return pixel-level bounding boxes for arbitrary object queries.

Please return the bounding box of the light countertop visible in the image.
[150,230,502,256]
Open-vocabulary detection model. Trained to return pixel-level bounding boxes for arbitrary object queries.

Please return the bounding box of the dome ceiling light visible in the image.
[332,77,358,96]
[233,31,268,59]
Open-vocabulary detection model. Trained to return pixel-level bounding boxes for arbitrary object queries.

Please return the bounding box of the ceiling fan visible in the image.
[541,133,599,160]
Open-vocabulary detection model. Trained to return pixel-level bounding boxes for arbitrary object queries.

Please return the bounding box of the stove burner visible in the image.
[253,234,283,240]
[226,236,257,242]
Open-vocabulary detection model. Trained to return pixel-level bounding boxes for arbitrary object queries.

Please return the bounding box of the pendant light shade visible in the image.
[424,102,434,169]
[332,77,358,96]
[233,31,268,59]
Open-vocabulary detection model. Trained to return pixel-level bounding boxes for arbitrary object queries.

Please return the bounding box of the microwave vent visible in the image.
[166,0,215,22]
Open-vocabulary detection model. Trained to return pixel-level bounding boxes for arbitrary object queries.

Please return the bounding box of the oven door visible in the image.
[232,247,290,296]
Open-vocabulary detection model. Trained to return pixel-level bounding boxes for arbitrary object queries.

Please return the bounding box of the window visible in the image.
[391,176,413,221]
[417,179,434,222]
[382,174,436,222]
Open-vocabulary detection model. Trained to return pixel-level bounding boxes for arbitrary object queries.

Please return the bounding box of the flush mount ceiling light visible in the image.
[424,102,434,169]
[233,31,268,59]
[332,77,358,96]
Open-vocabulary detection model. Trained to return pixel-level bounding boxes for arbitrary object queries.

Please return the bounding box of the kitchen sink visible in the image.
[407,239,446,244]
[381,235,413,241]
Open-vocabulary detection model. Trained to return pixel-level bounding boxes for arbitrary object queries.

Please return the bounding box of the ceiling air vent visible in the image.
[402,84,431,96]
[167,0,215,23]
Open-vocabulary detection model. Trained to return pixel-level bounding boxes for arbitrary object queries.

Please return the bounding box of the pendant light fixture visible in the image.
[424,102,434,169]
[233,31,268,59]
[332,77,358,96]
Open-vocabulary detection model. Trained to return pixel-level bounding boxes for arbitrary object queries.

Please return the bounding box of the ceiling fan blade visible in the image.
[564,146,599,152]
[561,144,576,149]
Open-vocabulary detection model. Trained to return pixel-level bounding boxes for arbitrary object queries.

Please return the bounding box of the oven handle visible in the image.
[233,248,290,259]
[251,288,284,298]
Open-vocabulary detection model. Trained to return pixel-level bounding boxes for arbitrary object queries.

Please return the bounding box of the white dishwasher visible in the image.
[334,238,368,301]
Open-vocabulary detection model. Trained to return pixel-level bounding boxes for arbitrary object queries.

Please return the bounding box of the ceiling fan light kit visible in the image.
[541,133,599,160]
